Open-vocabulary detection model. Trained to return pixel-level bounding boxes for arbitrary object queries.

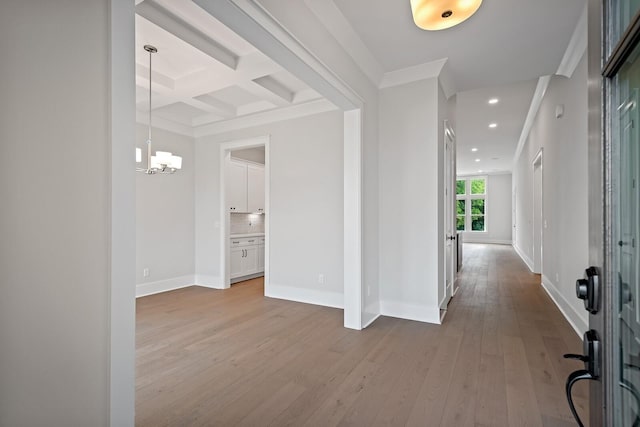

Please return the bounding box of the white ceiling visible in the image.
[455,79,538,175]
[135,0,587,176]
[332,0,586,92]
[323,0,586,175]
[134,0,329,137]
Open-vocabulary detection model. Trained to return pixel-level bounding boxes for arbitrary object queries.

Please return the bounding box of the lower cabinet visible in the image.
[230,236,265,280]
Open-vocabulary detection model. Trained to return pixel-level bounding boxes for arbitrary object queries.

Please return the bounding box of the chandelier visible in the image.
[136,45,182,174]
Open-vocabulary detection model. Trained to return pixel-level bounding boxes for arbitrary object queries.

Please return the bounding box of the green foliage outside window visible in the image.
[456,177,486,231]
[471,179,485,195]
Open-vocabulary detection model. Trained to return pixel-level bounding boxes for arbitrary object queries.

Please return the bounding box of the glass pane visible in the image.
[456,216,465,231]
[471,216,485,231]
[457,200,466,215]
[610,0,640,55]
[471,199,485,215]
[470,179,485,195]
[456,180,466,195]
[612,40,640,426]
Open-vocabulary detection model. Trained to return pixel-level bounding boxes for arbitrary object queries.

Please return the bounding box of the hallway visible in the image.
[136,244,587,426]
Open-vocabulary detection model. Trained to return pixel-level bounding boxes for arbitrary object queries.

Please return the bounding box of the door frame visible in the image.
[532,148,543,275]
[442,121,456,310]
[219,136,270,290]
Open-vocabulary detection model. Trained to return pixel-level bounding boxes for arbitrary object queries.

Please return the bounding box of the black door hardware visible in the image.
[564,330,601,427]
[576,266,600,314]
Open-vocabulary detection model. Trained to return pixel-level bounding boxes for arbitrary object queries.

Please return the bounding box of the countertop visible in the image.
[230,232,265,238]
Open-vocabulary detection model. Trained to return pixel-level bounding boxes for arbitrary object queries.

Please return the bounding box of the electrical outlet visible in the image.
[318,274,324,285]
[555,273,559,283]
[143,268,150,277]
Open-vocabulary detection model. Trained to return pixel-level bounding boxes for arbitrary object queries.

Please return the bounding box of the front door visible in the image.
[568,1,640,425]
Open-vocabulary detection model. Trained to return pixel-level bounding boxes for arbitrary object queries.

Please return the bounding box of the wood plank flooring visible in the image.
[136,244,588,426]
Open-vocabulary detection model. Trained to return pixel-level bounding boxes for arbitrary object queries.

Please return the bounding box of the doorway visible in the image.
[219,137,270,290]
[532,149,543,274]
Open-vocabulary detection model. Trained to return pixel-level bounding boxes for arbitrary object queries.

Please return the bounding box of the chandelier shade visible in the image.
[410,0,483,31]
[136,44,182,174]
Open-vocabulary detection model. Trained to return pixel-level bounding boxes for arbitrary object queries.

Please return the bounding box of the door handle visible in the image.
[564,369,593,427]
[564,330,601,427]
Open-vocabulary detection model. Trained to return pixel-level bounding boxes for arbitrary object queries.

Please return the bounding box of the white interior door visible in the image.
[443,125,455,308]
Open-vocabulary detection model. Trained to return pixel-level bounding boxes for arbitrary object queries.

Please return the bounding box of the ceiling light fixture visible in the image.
[136,45,182,174]
[471,148,478,152]
[410,0,483,31]
[475,158,481,162]
[488,98,499,104]
[489,123,498,128]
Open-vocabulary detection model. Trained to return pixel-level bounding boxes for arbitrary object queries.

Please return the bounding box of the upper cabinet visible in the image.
[225,159,248,212]
[247,164,265,213]
[225,158,265,213]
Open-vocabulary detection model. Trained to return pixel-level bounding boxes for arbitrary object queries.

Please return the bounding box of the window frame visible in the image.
[456,176,488,232]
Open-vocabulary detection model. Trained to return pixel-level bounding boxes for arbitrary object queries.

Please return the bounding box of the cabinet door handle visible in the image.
[248,240,255,242]
[243,249,246,257]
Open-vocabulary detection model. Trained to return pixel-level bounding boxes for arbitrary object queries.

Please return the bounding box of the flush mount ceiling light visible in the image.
[489,123,498,128]
[410,0,483,31]
[136,45,182,175]
[488,98,499,104]
[475,158,481,162]
[471,147,478,152]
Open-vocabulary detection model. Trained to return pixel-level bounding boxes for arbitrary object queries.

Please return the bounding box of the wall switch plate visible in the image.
[367,286,371,297]
[318,274,324,285]
[143,268,149,277]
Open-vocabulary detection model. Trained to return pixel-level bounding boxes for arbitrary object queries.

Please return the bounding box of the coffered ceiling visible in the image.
[135,0,330,137]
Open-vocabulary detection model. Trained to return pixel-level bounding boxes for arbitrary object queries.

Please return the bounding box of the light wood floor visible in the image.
[136,244,588,426]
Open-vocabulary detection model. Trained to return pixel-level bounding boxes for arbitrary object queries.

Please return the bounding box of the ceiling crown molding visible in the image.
[512,75,551,168]
[379,58,448,89]
[193,98,338,137]
[304,0,384,86]
[556,3,587,78]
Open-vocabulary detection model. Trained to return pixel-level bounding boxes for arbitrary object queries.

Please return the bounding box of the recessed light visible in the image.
[478,170,483,173]
[489,123,498,128]
[471,148,478,152]
[488,98,499,104]
[475,158,481,162]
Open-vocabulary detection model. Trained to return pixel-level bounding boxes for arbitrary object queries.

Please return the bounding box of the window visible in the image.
[456,177,486,232]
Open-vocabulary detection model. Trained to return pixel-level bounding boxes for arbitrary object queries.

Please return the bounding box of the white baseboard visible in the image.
[513,244,535,272]
[361,301,381,329]
[265,283,343,309]
[463,238,512,245]
[541,275,588,337]
[194,274,225,289]
[136,275,195,298]
[380,300,441,324]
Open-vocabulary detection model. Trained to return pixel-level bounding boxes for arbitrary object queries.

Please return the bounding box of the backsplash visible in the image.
[230,213,265,234]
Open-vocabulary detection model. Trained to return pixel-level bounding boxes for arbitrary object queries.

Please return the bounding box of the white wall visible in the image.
[135,125,195,296]
[195,110,345,307]
[378,77,445,324]
[513,53,589,334]
[240,0,381,328]
[461,173,513,244]
[231,147,265,164]
[0,0,114,425]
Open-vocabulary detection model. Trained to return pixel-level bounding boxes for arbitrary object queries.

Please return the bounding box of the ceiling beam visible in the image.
[136,0,238,70]
[252,76,294,103]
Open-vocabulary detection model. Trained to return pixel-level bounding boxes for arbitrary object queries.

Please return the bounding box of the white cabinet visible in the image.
[247,164,265,213]
[225,160,248,212]
[257,237,265,271]
[230,236,264,280]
